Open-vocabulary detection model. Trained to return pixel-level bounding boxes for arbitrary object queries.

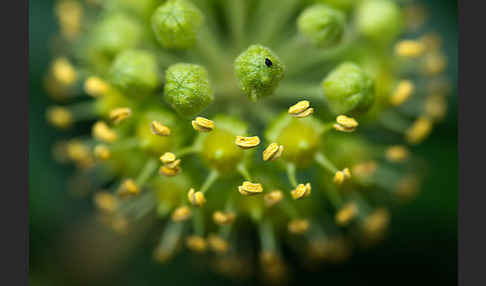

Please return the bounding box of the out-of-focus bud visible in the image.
[356,0,403,42]
[297,4,346,48]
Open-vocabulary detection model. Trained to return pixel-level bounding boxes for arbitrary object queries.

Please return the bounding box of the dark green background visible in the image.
[29,1,458,285]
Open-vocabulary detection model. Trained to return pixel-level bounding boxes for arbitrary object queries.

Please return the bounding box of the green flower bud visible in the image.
[197,116,247,174]
[321,62,374,115]
[164,63,214,117]
[234,45,285,101]
[316,0,357,11]
[90,13,143,59]
[297,4,346,48]
[151,0,204,49]
[109,50,160,94]
[266,113,324,168]
[356,0,403,42]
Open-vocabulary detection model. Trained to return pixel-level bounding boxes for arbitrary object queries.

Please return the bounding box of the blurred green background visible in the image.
[29,0,457,285]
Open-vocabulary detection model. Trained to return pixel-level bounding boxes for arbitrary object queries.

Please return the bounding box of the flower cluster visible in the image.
[46,0,450,283]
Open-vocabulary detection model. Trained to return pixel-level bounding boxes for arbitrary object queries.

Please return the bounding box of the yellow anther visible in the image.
[291,183,311,200]
[159,165,181,177]
[425,95,447,121]
[260,251,279,266]
[395,175,420,201]
[422,52,447,76]
[335,203,358,226]
[352,161,377,178]
[55,0,83,40]
[420,33,442,52]
[111,217,129,233]
[52,57,77,85]
[385,145,409,162]
[92,121,118,143]
[171,206,192,222]
[166,159,181,169]
[264,190,283,208]
[94,192,119,213]
[186,235,207,253]
[66,141,90,162]
[46,106,73,129]
[288,219,310,234]
[119,179,139,197]
[288,100,314,118]
[160,152,176,164]
[84,76,110,97]
[390,80,415,106]
[263,143,284,162]
[213,211,236,225]
[238,181,263,196]
[109,107,132,125]
[94,144,111,160]
[406,117,433,144]
[235,136,261,149]
[395,40,426,58]
[187,188,206,207]
[153,248,172,263]
[192,117,214,132]
[208,234,229,254]
[333,115,358,132]
[363,208,390,238]
[151,121,171,136]
[333,168,351,185]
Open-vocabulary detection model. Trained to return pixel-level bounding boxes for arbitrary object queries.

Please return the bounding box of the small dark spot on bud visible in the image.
[265,58,273,67]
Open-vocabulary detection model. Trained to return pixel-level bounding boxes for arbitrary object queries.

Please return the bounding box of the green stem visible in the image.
[200,169,219,193]
[193,208,205,236]
[286,163,298,188]
[315,152,338,174]
[135,158,158,187]
[237,163,252,181]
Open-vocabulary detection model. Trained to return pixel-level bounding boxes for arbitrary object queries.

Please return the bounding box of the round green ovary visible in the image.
[276,119,321,168]
[201,129,244,174]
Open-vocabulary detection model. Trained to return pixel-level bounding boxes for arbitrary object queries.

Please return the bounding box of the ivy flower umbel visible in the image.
[47,0,451,283]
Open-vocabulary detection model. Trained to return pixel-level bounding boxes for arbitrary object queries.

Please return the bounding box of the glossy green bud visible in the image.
[109,50,160,94]
[356,0,403,42]
[321,62,374,115]
[197,116,247,174]
[151,0,204,49]
[164,63,214,117]
[234,45,285,101]
[297,4,346,48]
[90,13,143,59]
[266,113,324,168]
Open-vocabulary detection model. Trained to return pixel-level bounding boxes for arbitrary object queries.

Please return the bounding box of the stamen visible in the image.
[263,143,284,161]
[425,95,447,121]
[264,191,283,208]
[92,121,118,143]
[94,144,111,160]
[84,76,110,97]
[160,152,176,164]
[395,175,420,201]
[186,235,207,253]
[290,183,311,200]
[153,222,183,263]
[406,117,433,144]
[335,203,358,226]
[213,211,236,225]
[46,106,73,129]
[94,192,119,213]
[109,107,132,125]
[385,145,409,162]
[52,57,77,86]
[422,52,447,76]
[287,219,310,234]
[362,208,390,238]
[238,181,263,196]
[395,40,425,58]
[333,168,351,185]
[192,117,215,132]
[188,188,206,207]
[288,100,314,118]
[208,234,229,254]
[171,206,192,222]
[333,115,358,132]
[159,165,181,177]
[151,121,171,136]
[352,161,377,179]
[119,179,139,197]
[235,135,261,149]
[390,80,415,106]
